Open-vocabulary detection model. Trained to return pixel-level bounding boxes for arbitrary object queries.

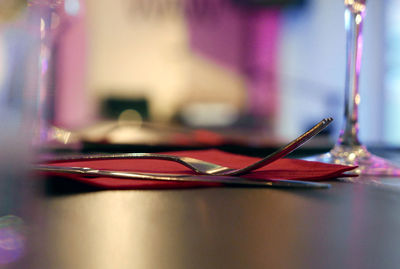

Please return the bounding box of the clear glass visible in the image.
[27,0,64,145]
[306,0,400,177]
[27,0,83,149]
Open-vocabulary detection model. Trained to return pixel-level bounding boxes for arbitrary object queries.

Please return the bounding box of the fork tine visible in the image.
[224,117,333,176]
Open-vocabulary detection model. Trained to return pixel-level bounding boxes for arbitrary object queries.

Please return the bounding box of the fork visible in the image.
[36,165,331,188]
[43,118,333,176]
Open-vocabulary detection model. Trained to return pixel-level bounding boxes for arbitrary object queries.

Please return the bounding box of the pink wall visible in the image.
[186,0,281,119]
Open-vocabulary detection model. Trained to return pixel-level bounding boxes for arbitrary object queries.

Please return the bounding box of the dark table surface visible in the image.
[7,148,400,269]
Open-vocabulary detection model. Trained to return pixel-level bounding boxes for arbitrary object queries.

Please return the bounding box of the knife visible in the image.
[35,165,331,189]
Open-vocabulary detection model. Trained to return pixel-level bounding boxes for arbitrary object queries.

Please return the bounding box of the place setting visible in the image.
[29,0,400,192]
[3,0,400,208]
[34,118,359,190]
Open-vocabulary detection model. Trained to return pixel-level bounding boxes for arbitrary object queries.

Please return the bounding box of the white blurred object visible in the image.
[64,0,80,16]
[180,103,239,127]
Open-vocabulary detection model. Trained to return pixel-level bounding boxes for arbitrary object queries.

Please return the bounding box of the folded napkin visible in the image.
[41,149,356,189]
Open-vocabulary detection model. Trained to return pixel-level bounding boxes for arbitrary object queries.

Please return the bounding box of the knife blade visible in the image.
[35,165,331,189]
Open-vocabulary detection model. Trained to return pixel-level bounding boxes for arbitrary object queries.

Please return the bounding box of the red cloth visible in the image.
[41,149,356,189]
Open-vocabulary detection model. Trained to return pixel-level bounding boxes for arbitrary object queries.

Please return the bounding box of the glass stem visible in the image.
[337,6,365,147]
[29,5,54,143]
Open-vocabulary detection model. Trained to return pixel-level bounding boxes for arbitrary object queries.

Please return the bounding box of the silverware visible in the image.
[44,118,333,176]
[36,165,330,188]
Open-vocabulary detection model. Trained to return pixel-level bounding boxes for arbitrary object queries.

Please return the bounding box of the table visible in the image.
[10,150,400,268]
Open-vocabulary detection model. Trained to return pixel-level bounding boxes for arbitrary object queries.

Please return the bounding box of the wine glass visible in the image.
[27,0,81,147]
[27,0,63,145]
[306,0,400,176]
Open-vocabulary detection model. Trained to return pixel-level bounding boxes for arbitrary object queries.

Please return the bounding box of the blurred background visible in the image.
[0,1,398,266]
[2,0,400,148]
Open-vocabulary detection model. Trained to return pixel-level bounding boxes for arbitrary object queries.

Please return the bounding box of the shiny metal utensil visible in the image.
[36,165,331,188]
[44,118,333,176]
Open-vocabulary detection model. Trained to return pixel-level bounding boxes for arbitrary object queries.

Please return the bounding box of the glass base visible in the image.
[305,144,400,177]
[33,125,79,151]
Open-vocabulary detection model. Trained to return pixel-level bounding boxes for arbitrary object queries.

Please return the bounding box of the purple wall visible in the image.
[186,0,281,120]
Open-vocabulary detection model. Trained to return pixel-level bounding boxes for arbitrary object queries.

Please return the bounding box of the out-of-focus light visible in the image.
[181,103,239,127]
[348,153,356,161]
[0,215,25,265]
[110,109,160,144]
[40,18,45,39]
[355,14,362,25]
[117,109,143,126]
[52,126,73,144]
[355,93,361,105]
[64,0,80,16]
[345,0,366,13]
[344,9,351,31]
[40,47,49,75]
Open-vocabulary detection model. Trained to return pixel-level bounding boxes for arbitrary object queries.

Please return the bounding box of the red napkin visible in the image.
[41,149,357,189]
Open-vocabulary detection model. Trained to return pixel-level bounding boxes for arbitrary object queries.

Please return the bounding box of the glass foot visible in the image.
[305,144,400,177]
